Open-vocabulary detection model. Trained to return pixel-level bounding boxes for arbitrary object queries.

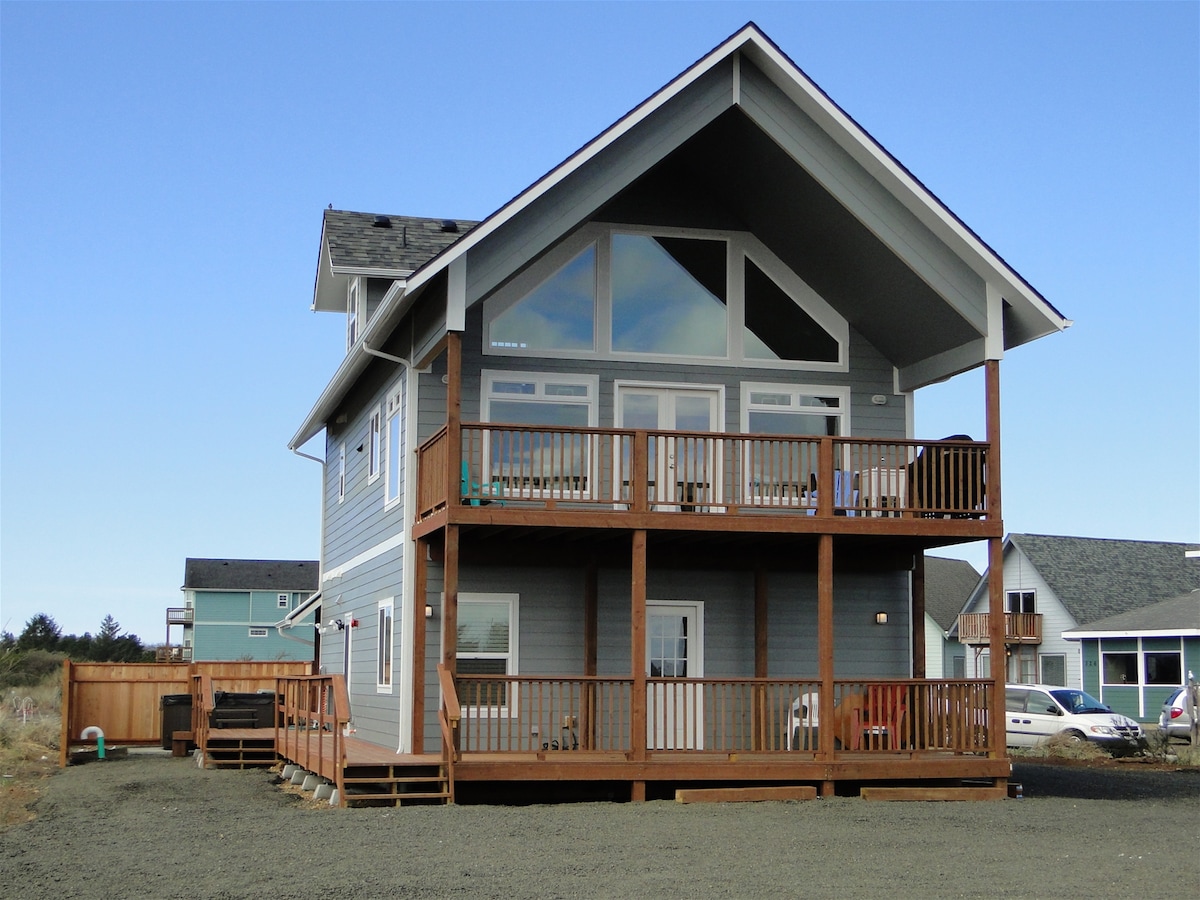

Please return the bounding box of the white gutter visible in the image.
[277,447,327,646]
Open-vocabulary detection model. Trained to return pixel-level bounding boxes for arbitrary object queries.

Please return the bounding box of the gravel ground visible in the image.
[1,751,1197,899]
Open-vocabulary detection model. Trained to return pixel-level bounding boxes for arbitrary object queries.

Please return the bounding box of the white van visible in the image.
[1005,684,1145,754]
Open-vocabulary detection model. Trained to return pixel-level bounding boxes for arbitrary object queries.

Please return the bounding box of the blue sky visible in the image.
[2,2,1197,644]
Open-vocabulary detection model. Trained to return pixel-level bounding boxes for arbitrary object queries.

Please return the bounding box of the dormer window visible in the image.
[483,225,846,370]
[346,277,363,350]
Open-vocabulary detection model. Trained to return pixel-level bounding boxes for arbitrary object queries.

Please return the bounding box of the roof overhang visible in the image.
[292,23,1071,448]
[1064,628,1200,641]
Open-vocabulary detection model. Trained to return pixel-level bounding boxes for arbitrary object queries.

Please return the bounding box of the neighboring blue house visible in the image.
[955,535,1199,719]
[1064,591,1200,724]
[283,23,1070,798]
[172,558,319,662]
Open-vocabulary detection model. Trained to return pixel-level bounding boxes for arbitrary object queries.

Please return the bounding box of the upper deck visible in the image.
[415,425,998,544]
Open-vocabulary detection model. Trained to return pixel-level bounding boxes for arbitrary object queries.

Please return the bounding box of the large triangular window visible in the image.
[743,259,838,363]
[488,244,596,352]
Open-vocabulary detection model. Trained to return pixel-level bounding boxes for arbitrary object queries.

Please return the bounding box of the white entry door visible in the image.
[617,385,721,510]
[646,601,704,750]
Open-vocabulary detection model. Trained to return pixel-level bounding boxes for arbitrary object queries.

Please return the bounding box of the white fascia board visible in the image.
[1064,629,1200,641]
[290,280,412,450]
[737,36,1068,341]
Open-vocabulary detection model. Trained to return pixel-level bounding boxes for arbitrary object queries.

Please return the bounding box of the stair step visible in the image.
[347,791,451,803]
[343,775,445,785]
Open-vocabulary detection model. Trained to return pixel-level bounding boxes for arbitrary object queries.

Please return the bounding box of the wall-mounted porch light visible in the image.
[875,611,888,625]
[425,605,434,619]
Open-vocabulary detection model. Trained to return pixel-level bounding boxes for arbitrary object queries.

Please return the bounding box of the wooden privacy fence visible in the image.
[60,659,313,766]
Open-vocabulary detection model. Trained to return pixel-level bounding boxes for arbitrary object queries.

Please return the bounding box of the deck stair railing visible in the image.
[276,674,350,802]
[437,664,460,803]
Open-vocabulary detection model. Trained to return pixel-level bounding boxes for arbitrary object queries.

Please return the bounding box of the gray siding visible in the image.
[416,563,912,751]
[739,60,987,327]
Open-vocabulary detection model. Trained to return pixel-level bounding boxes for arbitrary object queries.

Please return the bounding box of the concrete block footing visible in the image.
[281,764,298,779]
[313,782,334,801]
[290,769,307,785]
[328,789,340,807]
[301,774,320,791]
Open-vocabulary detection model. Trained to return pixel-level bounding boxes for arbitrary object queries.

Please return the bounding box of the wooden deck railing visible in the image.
[957,612,1043,645]
[454,676,993,755]
[276,674,351,800]
[417,427,989,521]
[191,673,214,755]
[437,664,459,803]
[166,607,194,625]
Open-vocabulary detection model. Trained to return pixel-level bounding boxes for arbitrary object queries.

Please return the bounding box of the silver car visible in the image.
[1159,686,1195,741]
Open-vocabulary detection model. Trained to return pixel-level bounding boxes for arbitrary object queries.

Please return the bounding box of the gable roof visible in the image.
[292,22,1071,450]
[183,558,320,592]
[1009,534,1200,625]
[925,556,984,631]
[311,211,478,313]
[1064,591,1200,639]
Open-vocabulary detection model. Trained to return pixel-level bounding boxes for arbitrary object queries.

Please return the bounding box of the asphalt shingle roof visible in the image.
[323,209,477,274]
[924,556,983,631]
[183,558,319,592]
[1010,534,1200,625]
[1065,591,1200,634]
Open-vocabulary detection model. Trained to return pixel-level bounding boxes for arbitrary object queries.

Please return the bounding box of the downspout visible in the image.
[278,446,326,649]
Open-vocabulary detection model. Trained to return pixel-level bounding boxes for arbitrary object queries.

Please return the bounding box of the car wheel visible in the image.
[1062,729,1086,743]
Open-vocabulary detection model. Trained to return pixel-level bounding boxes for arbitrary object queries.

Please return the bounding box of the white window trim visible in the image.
[482,223,847,371]
[248,627,269,638]
[452,592,519,718]
[277,594,290,609]
[481,370,599,501]
[377,597,394,692]
[346,276,363,351]
[1099,637,1185,688]
[739,382,851,435]
[367,406,382,484]
[337,442,346,504]
[384,376,405,509]
[1006,590,1036,614]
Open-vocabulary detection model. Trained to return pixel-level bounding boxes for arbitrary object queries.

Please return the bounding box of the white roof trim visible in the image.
[1063,629,1200,641]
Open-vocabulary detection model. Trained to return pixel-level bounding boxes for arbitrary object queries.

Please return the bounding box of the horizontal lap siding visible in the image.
[319,362,410,748]
[415,563,911,751]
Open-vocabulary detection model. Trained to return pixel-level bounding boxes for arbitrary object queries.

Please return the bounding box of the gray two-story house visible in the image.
[286,23,1068,802]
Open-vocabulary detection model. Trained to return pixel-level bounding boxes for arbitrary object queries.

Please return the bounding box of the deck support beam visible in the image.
[442,526,459,674]
[817,532,835,797]
[911,553,926,678]
[630,529,648,800]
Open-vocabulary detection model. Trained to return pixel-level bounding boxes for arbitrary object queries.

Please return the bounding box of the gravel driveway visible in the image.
[1,752,1197,899]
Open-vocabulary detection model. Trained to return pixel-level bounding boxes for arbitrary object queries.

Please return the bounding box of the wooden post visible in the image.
[59,659,72,768]
[754,566,768,749]
[817,533,835,797]
[446,332,462,505]
[442,525,459,675]
[583,558,598,750]
[632,431,649,512]
[630,530,648,801]
[412,537,428,754]
[985,359,1002,522]
[987,535,1007,756]
[985,359,1007,759]
[817,438,835,517]
[912,553,926,678]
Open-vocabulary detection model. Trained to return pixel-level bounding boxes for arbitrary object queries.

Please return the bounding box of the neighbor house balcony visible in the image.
[956,612,1043,645]
[166,607,194,626]
[415,425,993,540]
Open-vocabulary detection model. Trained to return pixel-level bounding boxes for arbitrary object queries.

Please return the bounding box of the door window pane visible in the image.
[612,234,727,356]
[649,615,688,678]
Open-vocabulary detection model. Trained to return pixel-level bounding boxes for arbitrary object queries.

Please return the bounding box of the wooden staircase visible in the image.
[341,758,452,806]
[202,727,277,769]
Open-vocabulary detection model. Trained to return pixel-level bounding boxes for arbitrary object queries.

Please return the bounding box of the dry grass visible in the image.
[1009,732,1115,761]
[1,681,62,830]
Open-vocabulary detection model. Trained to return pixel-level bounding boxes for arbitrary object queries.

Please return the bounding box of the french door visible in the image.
[616,384,721,510]
[646,601,704,750]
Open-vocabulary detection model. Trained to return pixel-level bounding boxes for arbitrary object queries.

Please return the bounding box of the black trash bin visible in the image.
[160,694,193,750]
